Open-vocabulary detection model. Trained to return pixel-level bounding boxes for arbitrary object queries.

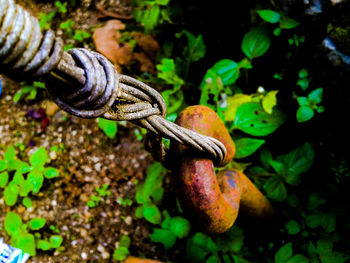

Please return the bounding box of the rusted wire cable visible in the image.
[0,0,227,165]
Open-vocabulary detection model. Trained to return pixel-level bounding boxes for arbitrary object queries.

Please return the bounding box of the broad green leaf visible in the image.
[297,97,309,107]
[275,242,293,263]
[49,235,63,248]
[286,194,299,208]
[233,102,285,136]
[113,247,129,261]
[191,232,217,253]
[44,167,60,179]
[150,228,176,249]
[27,171,44,194]
[4,146,16,160]
[16,233,36,256]
[210,59,239,85]
[119,235,131,248]
[23,197,32,208]
[37,240,51,251]
[299,69,308,78]
[307,193,325,210]
[206,254,219,263]
[285,220,300,235]
[241,27,271,59]
[321,213,336,233]
[177,30,206,62]
[135,162,166,204]
[98,118,117,139]
[216,226,244,253]
[297,79,309,90]
[29,218,46,230]
[155,0,170,5]
[262,90,279,114]
[320,252,349,263]
[186,233,216,263]
[4,184,19,206]
[305,213,322,229]
[30,147,48,167]
[143,203,162,224]
[0,160,7,171]
[5,212,22,235]
[287,254,309,263]
[260,148,273,169]
[263,176,287,202]
[257,10,281,23]
[233,137,265,159]
[316,238,333,253]
[135,206,144,218]
[224,94,252,121]
[280,17,300,29]
[199,69,223,109]
[169,216,191,238]
[19,180,34,197]
[308,88,323,104]
[162,89,184,115]
[276,142,315,176]
[157,58,184,86]
[0,171,9,187]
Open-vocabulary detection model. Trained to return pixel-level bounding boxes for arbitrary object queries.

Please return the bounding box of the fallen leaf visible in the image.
[133,52,155,73]
[131,32,160,58]
[93,20,133,68]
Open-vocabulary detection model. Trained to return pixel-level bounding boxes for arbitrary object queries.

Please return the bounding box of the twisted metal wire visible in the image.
[0,0,227,165]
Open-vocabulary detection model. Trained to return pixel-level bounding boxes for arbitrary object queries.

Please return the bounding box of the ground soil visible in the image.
[0,1,169,262]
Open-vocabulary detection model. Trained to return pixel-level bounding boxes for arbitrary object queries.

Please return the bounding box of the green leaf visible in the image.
[233,137,265,159]
[30,147,48,167]
[29,218,46,230]
[260,148,273,169]
[276,142,315,177]
[4,184,19,206]
[263,176,287,202]
[316,238,333,254]
[0,160,7,172]
[287,254,309,263]
[169,216,191,238]
[320,252,349,263]
[177,30,206,63]
[119,235,131,248]
[233,102,285,136]
[206,254,219,263]
[241,27,271,59]
[157,58,184,86]
[308,88,323,104]
[4,146,16,160]
[37,240,51,251]
[5,212,22,235]
[49,235,63,248]
[143,203,162,224]
[19,180,34,197]
[113,247,129,261]
[280,17,300,29]
[275,242,293,263]
[257,10,281,23]
[16,233,36,256]
[321,213,336,233]
[98,118,117,139]
[210,59,239,85]
[305,213,322,229]
[285,220,300,235]
[299,69,308,78]
[23,197,33,208]
[224,94,252,122]
[216,226,244,253]
[0,171,9,187]
[297,97,309,107]
[27,171,44,194]
[262,90,279,114]
[297,79,309,90]
[44,167,60,179]
[150,228,176,249]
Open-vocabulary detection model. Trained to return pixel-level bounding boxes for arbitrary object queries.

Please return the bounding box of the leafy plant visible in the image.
[134,162,167,224]
[13,81,46,103]
[4,212,63,256]
[0,146,60,206]
[248,142,315,202]
[39,11,56,30]
[132,0,172,34]
[149,211,191,249]
[113,235,131,261]
[86,183,111,208]
[186,226,245,263]
[98,118,118,139]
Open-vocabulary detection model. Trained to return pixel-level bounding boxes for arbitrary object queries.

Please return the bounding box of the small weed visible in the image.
[113,235,131,261]
[13,81,46,103]
[86,184,111,208]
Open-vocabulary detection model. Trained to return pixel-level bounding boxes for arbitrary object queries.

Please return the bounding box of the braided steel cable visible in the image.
[0,0,227,165]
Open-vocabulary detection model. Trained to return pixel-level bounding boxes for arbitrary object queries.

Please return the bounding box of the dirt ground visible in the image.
[0,1,170,262]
